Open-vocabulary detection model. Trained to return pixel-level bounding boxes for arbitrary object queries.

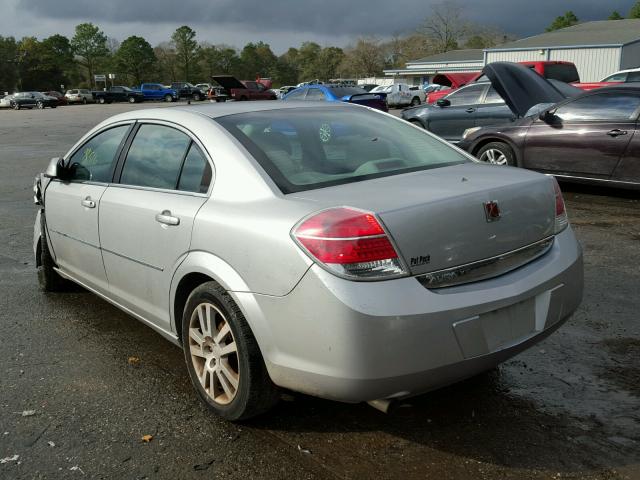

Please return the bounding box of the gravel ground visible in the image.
[0,102,638,479]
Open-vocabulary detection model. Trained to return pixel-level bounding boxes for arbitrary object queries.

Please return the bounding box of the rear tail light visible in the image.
[292,207,407,280]
[552,178,568,233]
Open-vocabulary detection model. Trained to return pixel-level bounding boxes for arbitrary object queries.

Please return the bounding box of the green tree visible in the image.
[0,36,19,92]
[340,38,385,77]
[171,26,199,81]
[297,42,322,80]
[546,11,579,31]
[275,48,300,85]
[608,10,624,20]
[200,44,241,78]
[154,42,178,83]
[70,23,109,86]
[629,2,640,18]
[41,34,76,90]
[239,41,277,79]
[315,47,345,81]
[115,36,156,85]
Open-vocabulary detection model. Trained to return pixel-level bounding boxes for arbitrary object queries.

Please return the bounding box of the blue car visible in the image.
[138,83,178,102]
[282,84,388,112]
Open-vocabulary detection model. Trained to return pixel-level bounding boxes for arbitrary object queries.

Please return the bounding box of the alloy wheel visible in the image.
[480,148,508,165]
[188,302,240,405]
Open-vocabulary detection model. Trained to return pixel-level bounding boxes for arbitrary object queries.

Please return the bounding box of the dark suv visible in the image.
[170,82,205,101]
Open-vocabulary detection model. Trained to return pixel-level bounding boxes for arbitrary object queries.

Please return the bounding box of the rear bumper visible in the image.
[236,227,583,403]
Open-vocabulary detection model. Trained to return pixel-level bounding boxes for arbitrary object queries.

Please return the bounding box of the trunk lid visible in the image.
[291,163,555,275]
[211,75,247,90]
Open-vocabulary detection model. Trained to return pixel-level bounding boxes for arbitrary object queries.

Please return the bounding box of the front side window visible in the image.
[217,107,469,193]
[120,124,191,189]
[554,93,640,121]
[445,84,486,106]
[626,71,640,82]
[66,125,130,182]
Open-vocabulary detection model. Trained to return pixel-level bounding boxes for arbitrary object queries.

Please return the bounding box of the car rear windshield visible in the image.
[543,64,580,83]
[216,106,469,193]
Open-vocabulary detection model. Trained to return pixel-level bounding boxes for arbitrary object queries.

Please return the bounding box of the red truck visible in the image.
[426,61,617,104]
[210,75,277,101]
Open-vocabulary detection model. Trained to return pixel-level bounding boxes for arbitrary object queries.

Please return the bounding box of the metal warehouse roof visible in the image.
[407,49,484,65]
[487,19,640,50]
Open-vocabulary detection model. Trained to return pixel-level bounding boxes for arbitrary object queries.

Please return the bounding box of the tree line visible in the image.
[2,1,640,93]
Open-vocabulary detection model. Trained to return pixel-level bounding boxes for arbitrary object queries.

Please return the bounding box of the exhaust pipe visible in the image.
[367,399,396,414]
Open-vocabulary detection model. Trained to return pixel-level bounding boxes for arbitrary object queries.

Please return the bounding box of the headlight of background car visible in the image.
[462,127,482,140]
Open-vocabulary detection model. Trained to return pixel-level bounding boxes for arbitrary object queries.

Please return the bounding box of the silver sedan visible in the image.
[33,102,583,420]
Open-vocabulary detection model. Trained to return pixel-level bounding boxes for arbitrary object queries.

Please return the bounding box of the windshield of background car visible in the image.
[544,64,580,83]
[216,107,469,193]
[328,87,368,97]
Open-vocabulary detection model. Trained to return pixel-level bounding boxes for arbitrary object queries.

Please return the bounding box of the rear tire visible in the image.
[411,96,420,106]
[12,102,20,110]
[182,282,279,421]
[82,98,87,104]
[476,142,516,167]
[192,93,201,101]
[98,97,105,104]
[164,94,173,102]
[36,101,44,109]
[37,215,70,292]
[128,96,136,103]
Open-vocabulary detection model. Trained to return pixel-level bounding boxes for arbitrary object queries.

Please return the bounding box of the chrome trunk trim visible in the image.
[417,236,554,289]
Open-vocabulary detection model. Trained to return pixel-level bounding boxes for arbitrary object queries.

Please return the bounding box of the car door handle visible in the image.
[155,210,180,226]
[81,197,96,208]
[607,129,628,137]
[466,108,476,113]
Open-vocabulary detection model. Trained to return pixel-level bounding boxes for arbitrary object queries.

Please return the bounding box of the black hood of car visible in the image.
[482,62,567,117]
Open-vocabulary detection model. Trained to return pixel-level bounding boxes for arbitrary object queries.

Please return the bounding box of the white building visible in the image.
[383,49,484,86]
[484,19,640,82]
[384,19,640,85]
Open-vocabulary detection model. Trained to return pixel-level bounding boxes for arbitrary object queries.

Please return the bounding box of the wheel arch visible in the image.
[471,136,523,167]
[170,251,258,345]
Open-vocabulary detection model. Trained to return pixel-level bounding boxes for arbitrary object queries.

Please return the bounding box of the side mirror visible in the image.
[44,157,62,178]
[436,98,451,108]
[539,109,557,122]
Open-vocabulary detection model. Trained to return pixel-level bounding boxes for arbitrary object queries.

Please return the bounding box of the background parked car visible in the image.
[0,94,13,108]
[10,92,58,109]
[386,83,426,107]
[282,84,387,111]
[93,86,144,104]
[426,72,480,104]
[43,91,67,106]
[459,84,640,189]
[171,82,205,101]
[65,89,93,104]
[138,83,177,102]
[211,76,277,101]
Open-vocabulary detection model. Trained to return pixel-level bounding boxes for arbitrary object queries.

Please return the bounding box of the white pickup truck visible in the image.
[384,83,426,108]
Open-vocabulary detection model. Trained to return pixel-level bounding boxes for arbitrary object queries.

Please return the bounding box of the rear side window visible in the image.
[603,72,628,82]
[304,89,325,101]
[627,72,640,82]
[177,144,212,193]
[120,124,191,189]
[544,64,580,83]
[66,125,130,182]
[554,92,640,121]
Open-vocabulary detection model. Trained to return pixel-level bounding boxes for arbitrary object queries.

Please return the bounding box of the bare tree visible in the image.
[418,1,469,53]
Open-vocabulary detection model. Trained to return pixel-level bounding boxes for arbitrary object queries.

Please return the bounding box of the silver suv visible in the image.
[33,102,583,420]
[65,89,93,104]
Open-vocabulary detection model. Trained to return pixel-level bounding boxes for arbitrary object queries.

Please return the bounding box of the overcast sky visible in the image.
[1,0,637,53]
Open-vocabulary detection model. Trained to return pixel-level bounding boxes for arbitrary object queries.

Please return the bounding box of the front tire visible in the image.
[164,94,173,102]
[12,102,20,110]
[36,101,44,109]
[192,93,201,101]
[128,96,136,103]
[98,97,105,104]
[182,282,279,421]
[37,215,70,292]
[82,98,87,104]
[411,96,420,106]
[476,142,516,166]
